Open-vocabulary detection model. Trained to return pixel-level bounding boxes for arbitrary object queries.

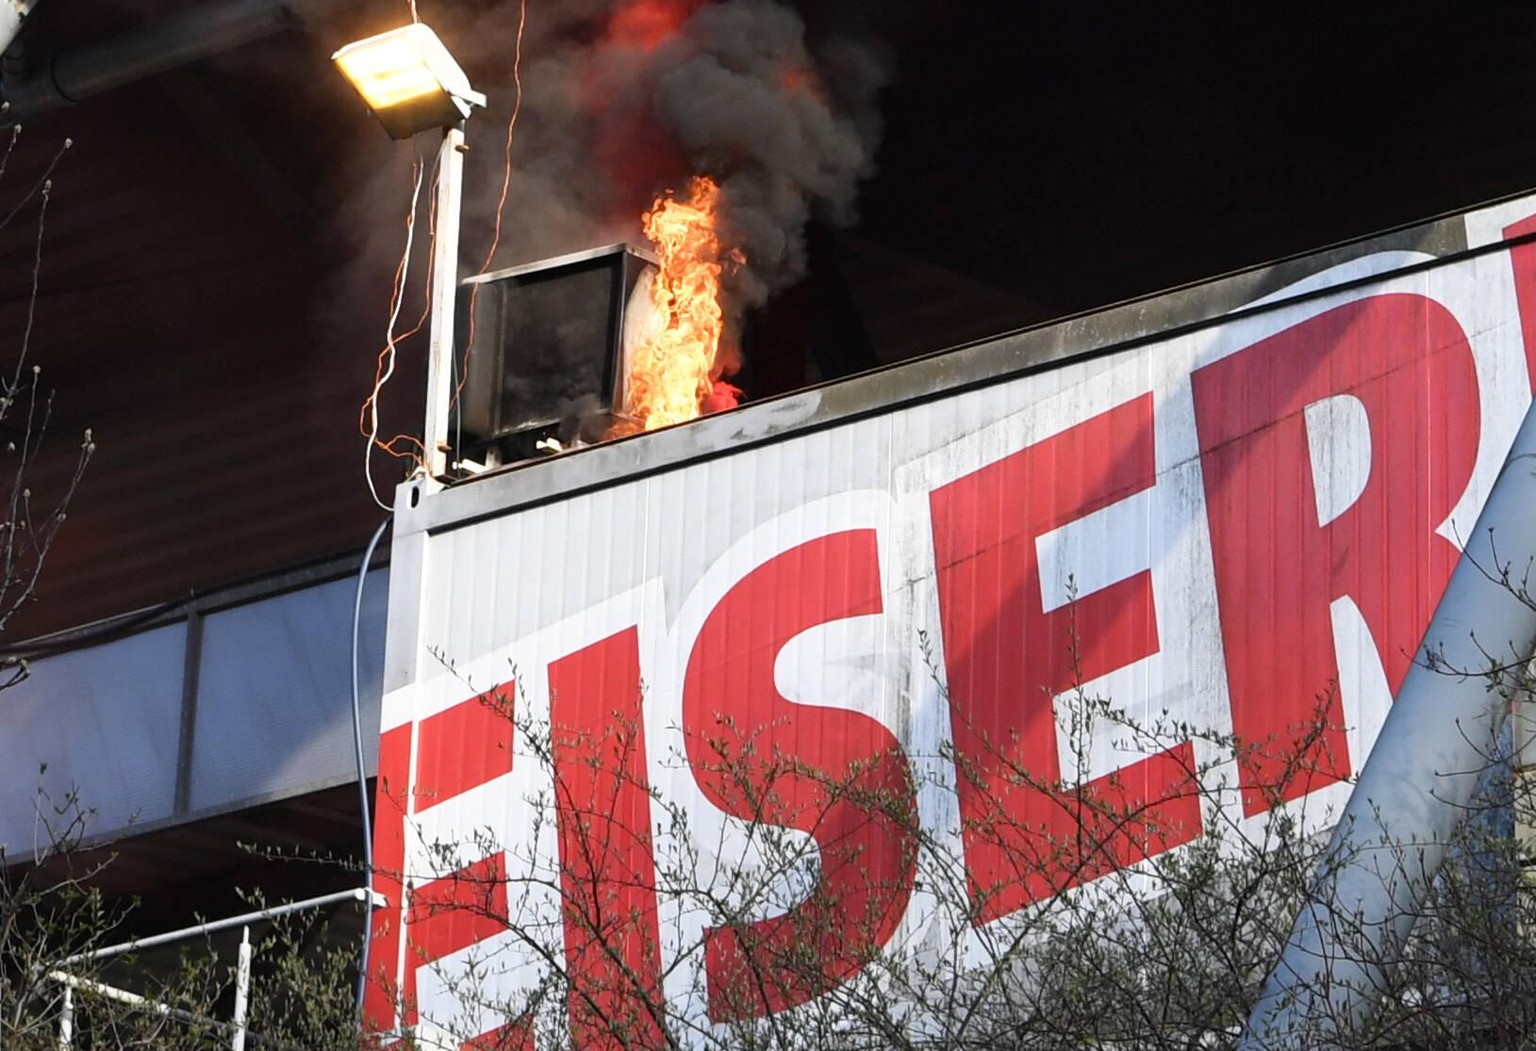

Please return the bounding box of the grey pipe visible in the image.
[2,0,309,119]
[1239,399,1536,1049]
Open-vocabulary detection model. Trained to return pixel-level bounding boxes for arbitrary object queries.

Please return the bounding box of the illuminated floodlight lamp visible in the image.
[332,22,487,482]
[332,24,486,140]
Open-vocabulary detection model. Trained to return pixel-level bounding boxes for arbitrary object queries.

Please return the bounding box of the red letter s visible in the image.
[683,529,918,1020]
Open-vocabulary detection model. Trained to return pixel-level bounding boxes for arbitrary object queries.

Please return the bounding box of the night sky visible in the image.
[863,6,1536,305]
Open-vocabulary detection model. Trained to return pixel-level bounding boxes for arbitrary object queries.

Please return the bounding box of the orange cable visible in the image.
[360,156,426,510]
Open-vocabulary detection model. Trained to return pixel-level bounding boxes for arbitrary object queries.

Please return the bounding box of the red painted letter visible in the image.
[929,392,1200,925]
[549,627,666,1051]
[1504,213,1536,394]
[683,530,918,1020]
[1193,294,1479,814]
[363,722,413,1034]
[366,685,519,1042]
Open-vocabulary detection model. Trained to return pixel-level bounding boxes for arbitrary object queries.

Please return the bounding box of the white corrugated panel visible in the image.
[366,192,1536,1048]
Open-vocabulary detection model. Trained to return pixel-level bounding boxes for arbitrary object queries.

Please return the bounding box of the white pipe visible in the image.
[1240,398,1536,1048]
[231,926,251,1051]
[47,971,176,1017]
[1,0,328,119]
[55,886,382,967]
[46,969,247,1041]
[56,983,72,1051]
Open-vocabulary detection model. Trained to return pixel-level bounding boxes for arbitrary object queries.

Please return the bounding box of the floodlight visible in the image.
[332,24,486,140]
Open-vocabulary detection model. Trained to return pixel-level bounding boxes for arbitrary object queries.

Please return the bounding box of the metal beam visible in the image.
[2,0,326,120]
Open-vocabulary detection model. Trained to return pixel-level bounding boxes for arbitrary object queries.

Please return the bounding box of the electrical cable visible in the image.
[361,156,426,511]
[351,514,392,1023]
[476,0,525,277]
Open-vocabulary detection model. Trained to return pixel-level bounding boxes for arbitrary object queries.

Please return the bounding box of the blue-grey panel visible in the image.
[0,623,186,855]
[188,570,387,813]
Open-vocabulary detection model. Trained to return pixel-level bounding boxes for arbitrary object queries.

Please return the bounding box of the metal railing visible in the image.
[44,887,383,1051]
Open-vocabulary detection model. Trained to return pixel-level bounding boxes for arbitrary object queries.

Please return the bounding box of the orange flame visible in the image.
[623,176,740,431]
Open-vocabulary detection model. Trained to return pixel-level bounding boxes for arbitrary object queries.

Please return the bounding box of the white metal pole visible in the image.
[421,123,466,484]
[1241,398,1536,1048]
[230,926,251,1051]
[57,984,72,1051]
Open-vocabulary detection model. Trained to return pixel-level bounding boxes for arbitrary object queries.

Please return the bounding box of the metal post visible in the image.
[421,123,466,484]
[230,926,251,1051]
[1241,399,1536,1048]
[57,983,73,1051]
[173,607,206,815]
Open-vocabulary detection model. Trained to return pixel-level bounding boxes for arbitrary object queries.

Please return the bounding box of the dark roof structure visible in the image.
[2,3,1534,639]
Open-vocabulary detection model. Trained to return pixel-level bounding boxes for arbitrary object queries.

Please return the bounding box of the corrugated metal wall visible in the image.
[364,192,1536,1045]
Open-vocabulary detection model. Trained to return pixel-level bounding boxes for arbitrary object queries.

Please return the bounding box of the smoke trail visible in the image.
[447,2,884,302]
[327,0,893,390]
[649,0,886,309]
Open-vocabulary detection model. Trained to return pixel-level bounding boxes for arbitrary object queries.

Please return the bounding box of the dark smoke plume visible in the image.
[342,0,892,347]
[648,0,887,307]
[315,0,897,421]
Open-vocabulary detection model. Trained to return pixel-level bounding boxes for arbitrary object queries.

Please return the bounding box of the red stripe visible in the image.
[415,684,516,811]
[363,722,414,1035]
[550,627,667,1051]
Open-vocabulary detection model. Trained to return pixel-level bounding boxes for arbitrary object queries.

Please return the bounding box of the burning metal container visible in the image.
[452,243,657,467]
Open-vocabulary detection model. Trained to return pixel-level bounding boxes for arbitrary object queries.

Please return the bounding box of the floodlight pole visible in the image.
[422,122,466,484]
